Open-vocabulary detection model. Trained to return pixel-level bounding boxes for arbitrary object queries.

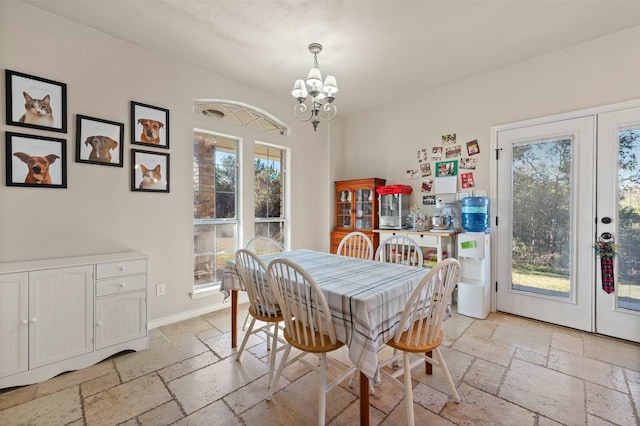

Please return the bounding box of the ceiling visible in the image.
[25,0,640,116]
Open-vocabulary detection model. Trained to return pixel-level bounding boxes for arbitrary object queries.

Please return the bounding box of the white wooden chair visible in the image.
[337,231,374,260]
[234,249,285,389]
[380,258,462,425]
[242,236,284,331]
[375,234,423,267]
[265,258,357,426]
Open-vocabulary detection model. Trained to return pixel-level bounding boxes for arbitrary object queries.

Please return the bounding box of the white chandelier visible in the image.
[291,43,338,131]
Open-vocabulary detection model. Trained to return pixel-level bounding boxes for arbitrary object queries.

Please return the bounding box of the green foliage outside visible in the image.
[254,158,282,219]
[511,129,640,302]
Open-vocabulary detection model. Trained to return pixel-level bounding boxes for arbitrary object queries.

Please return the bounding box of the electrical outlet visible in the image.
[156,283,165,296]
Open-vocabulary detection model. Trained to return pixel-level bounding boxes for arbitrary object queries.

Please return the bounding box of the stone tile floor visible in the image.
[1,306,639,425]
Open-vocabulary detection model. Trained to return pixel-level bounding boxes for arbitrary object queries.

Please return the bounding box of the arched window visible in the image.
[194,99,289,135]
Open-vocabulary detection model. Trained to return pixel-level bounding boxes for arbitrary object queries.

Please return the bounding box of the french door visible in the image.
[595,106,640,342]
[495,116,595,331]
[495,103,640,343]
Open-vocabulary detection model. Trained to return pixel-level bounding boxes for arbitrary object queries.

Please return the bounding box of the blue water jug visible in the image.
[461,196,489,232]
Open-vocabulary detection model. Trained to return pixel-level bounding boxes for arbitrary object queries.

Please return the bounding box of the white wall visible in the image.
[3,1,638,325]
[344,25,640,208]
[0,2,335,322]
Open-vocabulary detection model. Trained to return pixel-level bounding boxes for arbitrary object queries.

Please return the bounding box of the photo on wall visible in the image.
[460,157,477,169]
[420,162,432,177]
[466,139,480,156]
[441,133,456,145]
[5,69,67,133]
[130,101,169,148]
[431,146,442,160]
[76,115,124,167]
[435,159,458,177]
[461,172,475,188]
[131,149,170,193]
[445,145,462,158]
[6,132,67,188]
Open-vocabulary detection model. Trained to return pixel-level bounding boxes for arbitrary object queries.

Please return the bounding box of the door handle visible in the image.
[599,232,614,243]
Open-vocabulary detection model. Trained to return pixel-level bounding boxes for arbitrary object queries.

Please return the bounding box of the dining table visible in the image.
[221,249,431,426]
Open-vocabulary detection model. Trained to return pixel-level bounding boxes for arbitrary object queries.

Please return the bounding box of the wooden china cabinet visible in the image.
[330,178,386,254]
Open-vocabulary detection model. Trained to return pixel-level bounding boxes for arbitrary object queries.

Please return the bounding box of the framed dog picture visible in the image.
[131,149,170,193]
[5,132,67,188]
[76,115,124,167]
[5,70,68,133]
[130,101,169,149]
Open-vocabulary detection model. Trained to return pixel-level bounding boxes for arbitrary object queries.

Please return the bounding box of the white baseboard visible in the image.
[148,294,249,329]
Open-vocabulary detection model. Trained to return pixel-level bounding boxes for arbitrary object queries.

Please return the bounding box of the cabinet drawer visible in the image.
[96,275,147,297]
[406,233,438,247]
[96,259,146,279]
[378,231,438,247]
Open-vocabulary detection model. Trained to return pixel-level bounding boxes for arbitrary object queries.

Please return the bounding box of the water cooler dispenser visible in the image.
[457,196,491,319]
[457,233,491,319]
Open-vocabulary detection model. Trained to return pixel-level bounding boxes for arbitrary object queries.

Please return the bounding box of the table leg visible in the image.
[425,350,433,375]
[359,372,369,426]
[231,289,238,348]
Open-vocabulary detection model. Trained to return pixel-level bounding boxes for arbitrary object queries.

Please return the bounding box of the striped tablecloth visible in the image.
[221,249,431,383]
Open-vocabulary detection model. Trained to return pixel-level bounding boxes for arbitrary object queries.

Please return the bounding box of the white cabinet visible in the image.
[29,266,94,369]
[0,251,148,389]
[457,233,491,319]
[95,259,147,350]
[0,272,28,378]
[375,229,457,267]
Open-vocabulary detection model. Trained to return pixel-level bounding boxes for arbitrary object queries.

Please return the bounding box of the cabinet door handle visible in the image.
[119,266,127,272]
[30,318,37,324]
[21,319,28,325]
[96,321,103,327]
[119,283,126,288]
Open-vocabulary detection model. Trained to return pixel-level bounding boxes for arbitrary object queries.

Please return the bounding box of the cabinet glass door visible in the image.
[337,190,353,228]
[355,189,374,229]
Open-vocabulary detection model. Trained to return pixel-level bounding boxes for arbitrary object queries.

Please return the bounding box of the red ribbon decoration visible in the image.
[594,240,615,294]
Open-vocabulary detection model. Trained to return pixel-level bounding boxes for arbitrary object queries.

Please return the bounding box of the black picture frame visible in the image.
[6,132,67,188]
[130,101,169,149]
[75,115,124,167]
[5,70,68,133]
[131,149,170,193]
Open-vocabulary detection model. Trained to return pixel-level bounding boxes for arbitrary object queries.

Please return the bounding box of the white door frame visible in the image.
[489,99,640,316]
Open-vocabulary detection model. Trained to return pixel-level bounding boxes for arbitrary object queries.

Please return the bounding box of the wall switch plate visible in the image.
[156,283,165,296]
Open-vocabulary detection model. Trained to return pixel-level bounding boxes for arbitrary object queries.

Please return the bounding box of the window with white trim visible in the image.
[193,131,238,291]
[254,144,286,247]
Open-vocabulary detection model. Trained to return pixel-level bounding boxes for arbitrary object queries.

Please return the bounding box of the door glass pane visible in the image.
[617,127,640,311]
[511,138,572,298]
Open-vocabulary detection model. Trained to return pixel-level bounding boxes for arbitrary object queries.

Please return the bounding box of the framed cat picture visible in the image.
[5,70,68,133]
[130,101,169,149]
[131,149,170,193]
